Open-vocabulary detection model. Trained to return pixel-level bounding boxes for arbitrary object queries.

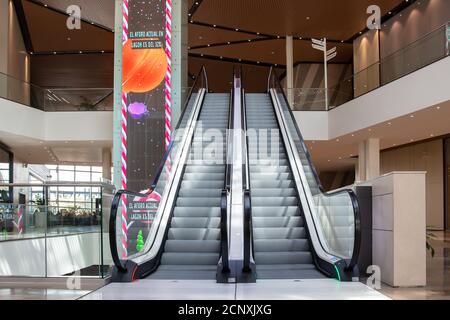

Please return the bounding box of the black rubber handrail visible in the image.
[267,67,361,270]
[239,67,254,272]
[109,67,208,273]
[219,85,234,274]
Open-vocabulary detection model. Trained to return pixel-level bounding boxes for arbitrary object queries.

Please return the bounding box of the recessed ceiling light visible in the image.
[410,114,415,118]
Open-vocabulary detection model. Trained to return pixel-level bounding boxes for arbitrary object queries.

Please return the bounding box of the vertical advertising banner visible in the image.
[121,0,171,257]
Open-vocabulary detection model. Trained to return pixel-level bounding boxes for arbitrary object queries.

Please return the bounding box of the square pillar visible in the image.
[286,35,294,107]
[171,0,188,127]
[358,138,380,181]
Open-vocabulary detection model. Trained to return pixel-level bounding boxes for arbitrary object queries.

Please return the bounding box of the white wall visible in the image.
[0,97,113,143]
[381,140,444,230]
[293,56,450,140]
[0,232,104,277]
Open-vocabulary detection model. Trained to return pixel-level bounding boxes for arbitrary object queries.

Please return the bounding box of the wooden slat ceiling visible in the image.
[32,0,115,30]
[190,39,354,65]
[191,0,404,40]
[22,0,113,53]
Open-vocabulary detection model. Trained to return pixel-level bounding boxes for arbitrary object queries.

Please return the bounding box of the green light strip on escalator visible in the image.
[334,265,341,282]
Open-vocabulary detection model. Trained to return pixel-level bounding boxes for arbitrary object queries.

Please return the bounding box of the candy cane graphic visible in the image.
[165,0,172,151]
[121,0,129,259]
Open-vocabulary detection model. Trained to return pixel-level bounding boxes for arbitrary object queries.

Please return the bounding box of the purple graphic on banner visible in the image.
[128,101,149,120]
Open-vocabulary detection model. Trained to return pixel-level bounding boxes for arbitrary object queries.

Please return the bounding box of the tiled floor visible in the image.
[0,288,90,300]
[376,231,450,300]
[81,279,388,300]
[1,231,449,300]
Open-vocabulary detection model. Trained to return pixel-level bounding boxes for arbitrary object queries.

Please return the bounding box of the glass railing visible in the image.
[290,22,449,111]
[269,69,360,270]
[0,71,194,113]
[0,72,114,111]
[0,182,114,278]
[110,67,208,274]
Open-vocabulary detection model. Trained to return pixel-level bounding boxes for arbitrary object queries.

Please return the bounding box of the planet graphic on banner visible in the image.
[128,102,149,120]
[122,39,167,93]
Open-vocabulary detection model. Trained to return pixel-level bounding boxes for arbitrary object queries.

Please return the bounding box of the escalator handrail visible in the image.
[109,66,208,272]
[240,68,254,272]
[267,67,361,270]
[219,86,234,273]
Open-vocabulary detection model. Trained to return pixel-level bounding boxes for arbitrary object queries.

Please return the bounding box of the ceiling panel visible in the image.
[189,24,261,47]
[22,0,113,53]
[32,0,115,30]
[193,0,404,40]
[190,39,353,65]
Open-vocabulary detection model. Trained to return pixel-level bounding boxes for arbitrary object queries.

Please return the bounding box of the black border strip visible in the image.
[188,0,204,19]
[31,50,113,56]
[12,0,34,52]
[190,21,348,44]
[189,52,284,68]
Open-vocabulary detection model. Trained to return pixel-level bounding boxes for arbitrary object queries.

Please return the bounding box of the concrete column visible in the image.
[358,138,380,181]
[358,141,366,181]
[286,35,294,107]
[102,148,112,181]
[0,1,7,75]
[112,0,123,189]
[171,0,188,127]
[0,0,7,99]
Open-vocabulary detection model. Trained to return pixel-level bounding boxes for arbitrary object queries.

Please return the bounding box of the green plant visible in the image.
[136,230,144,252]
[426,227,437,258]
[32,194,45,206]
[78,97,97,110]
[0,190,9,203]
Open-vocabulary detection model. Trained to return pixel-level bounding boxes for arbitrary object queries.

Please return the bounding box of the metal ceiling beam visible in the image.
[188,0,204,19]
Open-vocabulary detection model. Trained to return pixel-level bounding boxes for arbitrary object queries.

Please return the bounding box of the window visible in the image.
[36,165,105,212]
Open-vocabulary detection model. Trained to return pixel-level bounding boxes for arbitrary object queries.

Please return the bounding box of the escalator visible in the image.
[241,69,361,281]
[245,93,326,279]
[109,68,232,282]
[109,67,361,284]
[148,93,229,280]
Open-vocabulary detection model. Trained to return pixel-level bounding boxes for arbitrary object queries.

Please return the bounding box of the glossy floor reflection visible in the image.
[81,279,388,300]
[376,231,450,300]
[0,288,90,300]
[1,231,449,300]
